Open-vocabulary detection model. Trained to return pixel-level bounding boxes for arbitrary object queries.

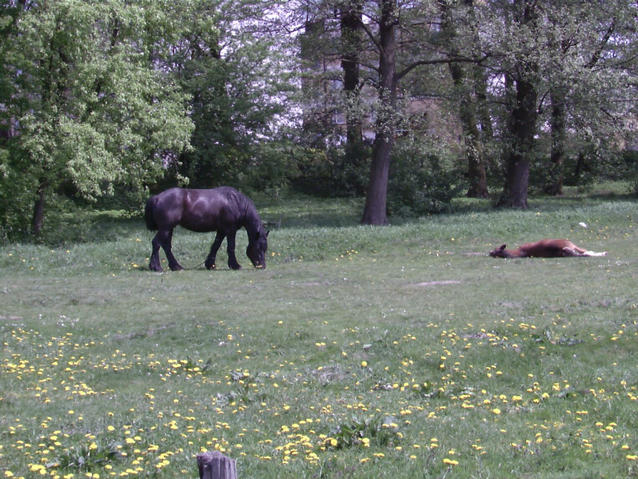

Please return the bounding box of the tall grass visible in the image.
[1,184,637,478]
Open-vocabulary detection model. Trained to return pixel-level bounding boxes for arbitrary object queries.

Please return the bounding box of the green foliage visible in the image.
[0,146,35,241]
[0,0,193,237]
[292,145,372,197]
[175,0,296,191]
[55,442,123,473]
[388,140,465,216]
[624,150,638,195]
[2,0,636,237]
[327,415,401,450]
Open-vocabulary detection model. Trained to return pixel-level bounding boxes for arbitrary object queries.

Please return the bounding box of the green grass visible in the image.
[1,183,638,478]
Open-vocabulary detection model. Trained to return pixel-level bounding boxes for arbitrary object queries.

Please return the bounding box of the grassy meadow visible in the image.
[1,184,638,478]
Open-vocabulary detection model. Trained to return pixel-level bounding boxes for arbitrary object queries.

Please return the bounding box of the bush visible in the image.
[0,149,37,243]
[387,144,465,217]
[292,144,371,198]
[243,141,301,199]
[623,149,638,195]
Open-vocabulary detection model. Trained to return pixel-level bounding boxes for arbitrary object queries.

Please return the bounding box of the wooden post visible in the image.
[197,451,237,479]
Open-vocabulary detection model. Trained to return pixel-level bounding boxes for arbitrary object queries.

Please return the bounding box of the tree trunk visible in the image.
[362,134,393,224]
[545,87,566,195]
[300,16,326,140]
[340,0,365,194]
[498,2,539,209]
[439,0,488,198]
[361,0,397,225]
[473,65,493,143]
[340,1,362,144]
[32,181,47,236]
[499,75,537,208]
[463,114,488,198]
[575,151,586,179]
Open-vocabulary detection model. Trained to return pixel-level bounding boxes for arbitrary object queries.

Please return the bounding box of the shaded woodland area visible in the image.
[1,0,637,238]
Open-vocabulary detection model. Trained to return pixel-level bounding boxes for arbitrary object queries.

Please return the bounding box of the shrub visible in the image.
[388,143,465,217]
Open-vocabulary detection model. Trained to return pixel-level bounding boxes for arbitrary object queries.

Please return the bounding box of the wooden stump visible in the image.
[197,451,237,479]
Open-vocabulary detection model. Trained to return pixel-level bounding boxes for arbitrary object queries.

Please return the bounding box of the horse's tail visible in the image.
[144,196,158,231]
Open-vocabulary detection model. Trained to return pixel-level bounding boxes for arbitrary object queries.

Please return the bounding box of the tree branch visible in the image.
[358,19,382,53]
[585,19,615,69]
[395,54,489,82]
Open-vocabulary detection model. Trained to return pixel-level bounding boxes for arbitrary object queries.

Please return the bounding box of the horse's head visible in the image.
[489,244,508,258]
[247,227,269,269]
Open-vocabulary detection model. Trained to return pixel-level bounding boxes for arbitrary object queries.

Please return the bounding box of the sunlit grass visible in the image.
[1,184,637,478]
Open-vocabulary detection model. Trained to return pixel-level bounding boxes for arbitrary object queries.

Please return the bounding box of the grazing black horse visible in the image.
[145,187,268,272]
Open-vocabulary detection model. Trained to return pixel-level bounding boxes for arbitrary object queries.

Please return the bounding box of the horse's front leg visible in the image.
[226,230,241,270]
[160,229,184,271]
[205,231,225,270]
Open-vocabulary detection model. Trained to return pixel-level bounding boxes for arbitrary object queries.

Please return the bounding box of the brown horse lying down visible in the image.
[489,239,607,258]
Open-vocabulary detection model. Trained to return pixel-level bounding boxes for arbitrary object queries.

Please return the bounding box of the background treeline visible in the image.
[1,0,637,239]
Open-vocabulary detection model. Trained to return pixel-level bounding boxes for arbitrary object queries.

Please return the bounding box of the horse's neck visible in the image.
[243,209,261,237]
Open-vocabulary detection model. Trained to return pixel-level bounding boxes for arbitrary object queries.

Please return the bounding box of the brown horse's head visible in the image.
[246,227,269,269]
[489,244,508,258]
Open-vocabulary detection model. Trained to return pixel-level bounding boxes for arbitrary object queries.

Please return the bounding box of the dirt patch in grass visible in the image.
[408,280,462,287]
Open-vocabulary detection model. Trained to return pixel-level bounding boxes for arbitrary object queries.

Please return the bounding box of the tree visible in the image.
[1,0,193,236]
[174,0,295,190]
[361,0,398,225]
[339,0,367,194]
[543,1,635,194]
[493,0,541,208]
[437,0,488,198]
[294,0,490,223]
[361,0,490,223]
[479,0,638,205]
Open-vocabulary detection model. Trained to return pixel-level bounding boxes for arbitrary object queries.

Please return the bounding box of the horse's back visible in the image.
[180,187,247,232]
[147,186,252,232]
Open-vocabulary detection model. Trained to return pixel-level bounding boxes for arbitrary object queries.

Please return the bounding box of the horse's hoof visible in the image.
[150,264,163,272]
[205,263,216,270]
[170,265,184,271]
[229,264,242,270]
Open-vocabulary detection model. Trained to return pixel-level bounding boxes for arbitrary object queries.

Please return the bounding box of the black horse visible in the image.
[145,187,268,271]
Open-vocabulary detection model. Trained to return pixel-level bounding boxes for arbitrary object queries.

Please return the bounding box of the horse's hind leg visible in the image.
[156,229,183,271]
[226,230,241,270]
[150,233,163,272]
[205,231,225,270]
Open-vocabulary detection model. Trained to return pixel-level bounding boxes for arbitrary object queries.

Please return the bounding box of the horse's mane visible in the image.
[227,187,262,234]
